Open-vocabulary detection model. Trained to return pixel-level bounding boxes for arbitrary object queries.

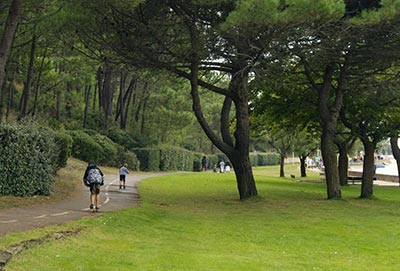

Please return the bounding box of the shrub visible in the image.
[69,130,104,164]
[0,125,57,196]
[133,146,202,172]
[107,129,138,150]
[52,131,72,169]
[258,153,280,166]
[92,133,119,165]
[132,148,161,171]
[116,147,140,171]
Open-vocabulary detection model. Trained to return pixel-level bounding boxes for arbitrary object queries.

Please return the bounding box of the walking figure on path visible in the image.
[83,162,104,212]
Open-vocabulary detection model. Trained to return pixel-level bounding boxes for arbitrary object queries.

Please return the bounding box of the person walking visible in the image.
[83,162,104,212]
[201,156,207,171]
[119,163,129,189]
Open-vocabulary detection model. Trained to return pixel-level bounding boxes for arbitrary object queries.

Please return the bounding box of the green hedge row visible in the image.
[250,152,280,166]
[132,148,280,172]
[69,130,140,170]
[0,125,69,196]
[133,146,203,172]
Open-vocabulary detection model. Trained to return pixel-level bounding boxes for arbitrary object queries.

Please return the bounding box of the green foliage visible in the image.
[132,148,161,171]
[117,149,140,171]
[51,131,73,169]
[91,133,119,165]
[69,130,104,164]
[69,129,140,169]
[133,146,203,171]
[250,152,280,167]
[107,129,138,150]
[257,153,281,166]
[0,125,58,196]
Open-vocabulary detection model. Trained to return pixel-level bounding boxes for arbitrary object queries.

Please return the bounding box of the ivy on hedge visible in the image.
[0,125,60,196]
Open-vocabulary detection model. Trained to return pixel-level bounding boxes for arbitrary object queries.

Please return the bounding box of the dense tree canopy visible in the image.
[1,0,400,200]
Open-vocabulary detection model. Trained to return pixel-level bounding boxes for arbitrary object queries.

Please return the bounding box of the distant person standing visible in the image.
[201,156,207,171]
[119,164,129,189]
[225,161,231,173]
[219,160,225,173]
[83,162,104,212]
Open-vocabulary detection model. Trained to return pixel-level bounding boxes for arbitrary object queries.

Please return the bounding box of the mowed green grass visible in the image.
[3,165,400,270]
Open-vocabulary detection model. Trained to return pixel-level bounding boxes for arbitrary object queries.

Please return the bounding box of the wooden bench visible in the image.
[348,176,377,185]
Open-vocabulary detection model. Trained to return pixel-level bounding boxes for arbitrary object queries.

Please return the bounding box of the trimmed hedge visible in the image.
[133,146,202,172]
[70,130,104,163]
[0,125,58,196]
[70,130,140,170]
[250,152,280,166]
[133,148,161,171]
[52,131,72,169]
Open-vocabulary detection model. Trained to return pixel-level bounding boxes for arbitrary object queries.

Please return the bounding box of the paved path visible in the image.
[0,173,169,237]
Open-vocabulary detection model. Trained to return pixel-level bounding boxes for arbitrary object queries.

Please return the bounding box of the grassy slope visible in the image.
[3,165,400,270]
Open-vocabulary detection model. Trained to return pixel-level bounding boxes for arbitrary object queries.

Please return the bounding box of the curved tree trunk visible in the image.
[390,136,400,186]
[317,64,344,199]
[360,139,375,198]
[189,59,257,199]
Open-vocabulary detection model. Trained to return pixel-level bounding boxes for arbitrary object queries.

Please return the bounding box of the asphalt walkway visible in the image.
[0,172,169,237]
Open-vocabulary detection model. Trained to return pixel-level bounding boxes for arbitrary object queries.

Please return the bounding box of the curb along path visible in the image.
[0,172,172,237]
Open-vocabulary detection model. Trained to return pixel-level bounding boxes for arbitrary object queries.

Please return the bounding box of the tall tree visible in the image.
[0,0,23,122]
[64,0,346,199]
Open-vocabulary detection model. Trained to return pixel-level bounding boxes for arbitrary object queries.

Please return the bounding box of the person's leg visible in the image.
[90,191,95,209]
[95,194,100,209]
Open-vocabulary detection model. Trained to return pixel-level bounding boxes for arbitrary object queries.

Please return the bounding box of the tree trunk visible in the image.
[19,30,37,120]
[56,89,61,120]
[31,44,48,118]
[321,130,341,199]
[360,139,375,199]
[230,153,257,200]
[390,136,400,186]
[279,154,285,177]
[314,64,344,199]
[83,85,91,128]
[122,80,135,130]
[300,155,307,177]
[0,0,23,116]
[337,142,349,186]
[188,59,257,199]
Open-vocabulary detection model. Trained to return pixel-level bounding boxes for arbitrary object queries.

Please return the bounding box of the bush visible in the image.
[133,146,203,172]
[116,147,140,171]
[249,152,280,166]
[69,130,104,164]
[258,153,280,166]
[92,133,119,165]
[0,125,57,196]
[52,131,72,169]
[107,129,138,150]
[133,148,161,171]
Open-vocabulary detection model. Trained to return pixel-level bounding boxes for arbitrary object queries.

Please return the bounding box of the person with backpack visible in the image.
[83,162,104,212]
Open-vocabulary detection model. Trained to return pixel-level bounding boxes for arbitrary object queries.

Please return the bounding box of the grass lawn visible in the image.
[2,165,400,270]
